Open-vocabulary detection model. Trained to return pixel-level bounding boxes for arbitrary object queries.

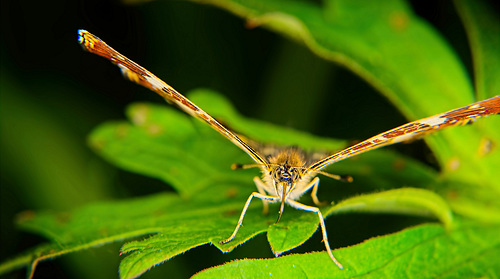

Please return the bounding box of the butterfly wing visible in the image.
[308,95,500,171]
[78,29,268,166]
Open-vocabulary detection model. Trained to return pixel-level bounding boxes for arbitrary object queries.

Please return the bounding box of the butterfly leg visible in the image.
[309,178,328,206]
[287,200,343,269]
[294,177,326,206]
[307,177,327,206]
[220,192,279,244]
[253,177,273,215]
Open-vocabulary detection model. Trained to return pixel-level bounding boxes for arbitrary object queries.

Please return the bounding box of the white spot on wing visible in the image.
[77,29,86,44]
[144,75,164,90]
[419,115,447,127]
[117,64,129,76]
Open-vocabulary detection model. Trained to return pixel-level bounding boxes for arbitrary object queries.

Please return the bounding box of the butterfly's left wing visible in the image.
[78,30,269,167]
[308,96,500,171]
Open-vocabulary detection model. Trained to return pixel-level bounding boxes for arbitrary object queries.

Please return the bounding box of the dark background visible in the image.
[1,0,497,278]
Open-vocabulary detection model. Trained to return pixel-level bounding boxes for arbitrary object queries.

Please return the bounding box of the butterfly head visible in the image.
[267,148,308,223]
[270,164,300,223]
[273,165,300,183]
[268,149,305,197]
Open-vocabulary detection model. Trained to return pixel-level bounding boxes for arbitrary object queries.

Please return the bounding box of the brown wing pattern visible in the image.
[309,96,500,171]
[78,30,268,166]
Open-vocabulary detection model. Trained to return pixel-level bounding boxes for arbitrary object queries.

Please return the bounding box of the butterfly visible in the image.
[78,29,500,269]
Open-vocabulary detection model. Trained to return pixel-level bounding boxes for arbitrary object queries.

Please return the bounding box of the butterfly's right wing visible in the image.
[308,95,500,172]
[78,30,268,166]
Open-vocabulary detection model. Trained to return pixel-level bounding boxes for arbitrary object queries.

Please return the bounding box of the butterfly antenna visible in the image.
[231,163,262,170]
[315,170,353,182]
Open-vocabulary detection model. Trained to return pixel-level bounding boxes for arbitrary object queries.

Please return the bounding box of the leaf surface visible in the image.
[194,221,500,278]
[2,91,451,279]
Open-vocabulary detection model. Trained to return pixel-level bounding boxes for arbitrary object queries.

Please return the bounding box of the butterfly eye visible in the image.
[280,172,292,181]
[278,166,296,182]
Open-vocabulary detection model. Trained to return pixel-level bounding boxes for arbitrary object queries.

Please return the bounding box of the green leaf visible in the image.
[439,0,500,221]
[452,0,500,168]
[0,243,63,278]
[3,90,452,279]
[268,187,452,256]
[186,0,500,225]
[193,221,500,278]
[188,0,479,164]
[329,188,453,228]
[454,0,500,101]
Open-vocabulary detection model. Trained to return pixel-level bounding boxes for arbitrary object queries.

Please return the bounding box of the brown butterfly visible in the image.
[78,29,500,269]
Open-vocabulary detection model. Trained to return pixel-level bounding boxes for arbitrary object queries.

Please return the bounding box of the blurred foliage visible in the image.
[0,0,499,278]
